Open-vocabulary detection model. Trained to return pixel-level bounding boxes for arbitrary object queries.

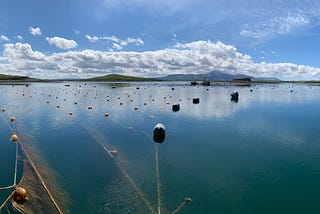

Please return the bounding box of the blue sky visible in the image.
[0,0,320,79]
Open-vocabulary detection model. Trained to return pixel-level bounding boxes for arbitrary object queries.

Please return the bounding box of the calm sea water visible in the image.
[1,82,320,214]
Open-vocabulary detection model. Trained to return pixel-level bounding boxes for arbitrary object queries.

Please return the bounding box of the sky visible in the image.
[0,0,320,80]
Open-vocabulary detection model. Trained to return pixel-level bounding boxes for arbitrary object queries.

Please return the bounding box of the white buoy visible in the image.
[153,123,166,143]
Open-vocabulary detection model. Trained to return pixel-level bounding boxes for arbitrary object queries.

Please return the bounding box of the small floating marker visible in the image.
[144,102,147,106]
[56,105,60,108]
[172,103,180,112]
[46,101,50,104]
[153,123,166,143]
[110,150,118,156]
[192,98,200,104]
[120,102,123,106]
[69,112,74,115]
[134,106,138,110]
[74,102,78,105]
[2,108,6,112]
[11,134,18,142]
[10,116,16,122]
[13,186,27,203]
[104,112,109,117]
[88,106,92,110]
[172,87,175,90]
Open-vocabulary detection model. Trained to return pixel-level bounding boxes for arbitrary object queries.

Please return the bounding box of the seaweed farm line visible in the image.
[2,81,320,214]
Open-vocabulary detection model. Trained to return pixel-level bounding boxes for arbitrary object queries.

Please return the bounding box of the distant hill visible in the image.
[158,70,279,81]
[86,74,157,82]
[0,74,34,81]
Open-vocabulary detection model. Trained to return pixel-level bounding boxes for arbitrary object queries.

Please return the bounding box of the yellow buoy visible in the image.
[11,134,18,142]
[13,186,27,203]
[10,116,16,122]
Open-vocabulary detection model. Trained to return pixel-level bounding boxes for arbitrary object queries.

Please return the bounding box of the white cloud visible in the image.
[46,37,78,50]
[241,14,310,39]
[1,40,320,80]
[29,27,42,36]
[85,34,144,49]
[0,35,10,42]
[112,43,122,50]
[15,35,23,40]
[85,35,99,42]
[74,29,80,35]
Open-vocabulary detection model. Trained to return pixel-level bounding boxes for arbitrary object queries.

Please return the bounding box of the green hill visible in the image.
[87,74,156,82]
[0,74,32,81]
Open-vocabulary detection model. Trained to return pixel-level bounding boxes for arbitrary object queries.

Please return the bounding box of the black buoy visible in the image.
[231,91,239,102]
[172,103,180,112]
[153,123,165,143]
[192,98,200,104]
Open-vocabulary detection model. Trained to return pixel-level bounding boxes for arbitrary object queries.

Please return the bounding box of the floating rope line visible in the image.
[80,121,156,214]
[13,139,18,186]
[0,191,15,210]
[0,113,15,134]
[155,144,161,214]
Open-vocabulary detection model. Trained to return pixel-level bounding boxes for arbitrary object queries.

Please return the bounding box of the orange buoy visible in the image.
[11,134,18,142]
[110,149,118,156]
[104,113,109,117]
[10,116,16,122]
[13,186,27,203]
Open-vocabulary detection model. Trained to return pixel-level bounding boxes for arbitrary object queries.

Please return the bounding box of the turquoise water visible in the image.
[1,82,320,213]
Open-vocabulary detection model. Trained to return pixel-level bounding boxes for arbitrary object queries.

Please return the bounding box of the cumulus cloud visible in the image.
[29,27,42,36]
[0,35,10,42]
[0,40,320,80]
[46,37,78,50]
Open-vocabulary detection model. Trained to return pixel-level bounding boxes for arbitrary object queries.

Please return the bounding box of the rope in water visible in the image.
[155,144,161,214]
[80,121,156,214]
[17,130,65,214]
